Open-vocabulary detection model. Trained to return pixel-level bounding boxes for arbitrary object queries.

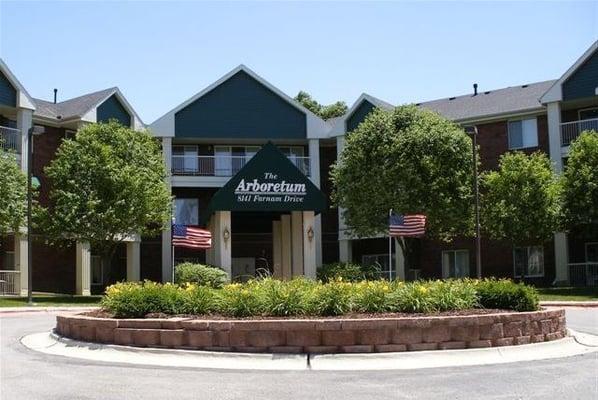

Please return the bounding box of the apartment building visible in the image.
[0,40,596,295]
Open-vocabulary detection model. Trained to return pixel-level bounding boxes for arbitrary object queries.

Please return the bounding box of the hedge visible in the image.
[101,278,539,318]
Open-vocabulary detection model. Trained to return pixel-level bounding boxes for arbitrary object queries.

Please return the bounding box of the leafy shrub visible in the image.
[352,280,392,313]
[257,278,315,316]
[475,279,539,312]
[174,262,228,288]
[101,281,184,318]
[100,278,538,318]
[317,262,381,283]
[307,279,354,316]
[218,281,264,317]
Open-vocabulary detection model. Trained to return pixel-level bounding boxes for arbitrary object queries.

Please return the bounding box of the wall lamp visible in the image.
[307,226,314,242]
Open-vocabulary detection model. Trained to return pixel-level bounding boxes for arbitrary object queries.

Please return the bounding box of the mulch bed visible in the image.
[84,308,513,320]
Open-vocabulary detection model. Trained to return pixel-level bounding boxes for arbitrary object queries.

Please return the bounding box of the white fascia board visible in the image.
[540,40,598,104]
[0,58,36,110]
[149,64,329,139]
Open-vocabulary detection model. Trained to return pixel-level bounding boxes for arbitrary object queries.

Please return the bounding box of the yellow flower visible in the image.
[418,286,428,294]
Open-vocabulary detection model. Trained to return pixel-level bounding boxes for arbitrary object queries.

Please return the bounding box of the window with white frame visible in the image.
[362,254,395,280]
[513,246,544,278]
[91,255,103,285]
[442,250,470,278]
[172,145,198,173]
[508,118,538,149]
[174,198,199,225]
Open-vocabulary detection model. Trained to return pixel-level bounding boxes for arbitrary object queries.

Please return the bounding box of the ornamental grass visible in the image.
[101,278,539,319]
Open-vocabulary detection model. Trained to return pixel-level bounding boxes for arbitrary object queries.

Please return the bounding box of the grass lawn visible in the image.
[0,294,102,308]
[537,287,598,302]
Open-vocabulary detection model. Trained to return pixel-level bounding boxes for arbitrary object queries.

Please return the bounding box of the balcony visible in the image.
[172,155,311,177]
[569,262,598,287]
[560,118,598,146]
[0,126,21,154]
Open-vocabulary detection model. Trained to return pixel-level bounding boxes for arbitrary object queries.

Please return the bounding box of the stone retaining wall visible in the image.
[55,309,566,354]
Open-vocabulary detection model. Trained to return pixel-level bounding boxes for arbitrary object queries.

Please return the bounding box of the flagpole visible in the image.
[388,209,392,281]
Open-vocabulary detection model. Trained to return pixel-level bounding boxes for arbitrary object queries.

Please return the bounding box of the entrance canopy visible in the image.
[206,142,327,215]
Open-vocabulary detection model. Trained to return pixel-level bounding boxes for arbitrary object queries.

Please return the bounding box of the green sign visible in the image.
[206,142,327,214]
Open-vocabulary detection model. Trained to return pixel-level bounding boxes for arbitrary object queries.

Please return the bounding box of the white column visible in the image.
[281,214,292,280]
[14,233,28,296]
[302,211,317,279]
[394,238,406,280]
[272,220,282,279]
[547,102,563,173]
[205,218,215,266]
[546,103,569,283]
[291,211,304,277]
[213,211,232,280]
[16,109,32,173]
[126,239,141,282]
[308,139,323,267]
[336,135,352,262]
[161,137,173,283]
[339,239,352,263]
[76,241,91,296]
[554,232,569,284]
[15,110,33,295]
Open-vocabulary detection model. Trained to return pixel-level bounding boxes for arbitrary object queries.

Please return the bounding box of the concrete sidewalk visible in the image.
[540,301,598,308]
[20,329,598,371]
[0,306,98,315]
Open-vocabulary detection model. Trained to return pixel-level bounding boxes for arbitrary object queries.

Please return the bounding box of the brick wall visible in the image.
[57,308,567,354]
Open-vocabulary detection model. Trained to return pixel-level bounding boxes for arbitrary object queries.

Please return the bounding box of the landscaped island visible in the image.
[54,277,567,354]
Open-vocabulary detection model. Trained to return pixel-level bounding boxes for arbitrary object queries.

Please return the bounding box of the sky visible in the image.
[0,1,597,123]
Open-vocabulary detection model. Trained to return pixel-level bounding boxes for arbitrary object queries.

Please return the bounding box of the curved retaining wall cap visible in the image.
[56,309,566,354]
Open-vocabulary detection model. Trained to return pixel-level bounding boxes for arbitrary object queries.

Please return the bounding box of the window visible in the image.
[173,145,198,173]
[174,198,199,225]
[586,243,598,263]
[64,130,77,140]
[578,107,598,120]
[3,251,14,270]
[362,254,395,280]
[513,246,544,278]
[508,118,538,149]
[442,250,470,278]
[91,255,103,285]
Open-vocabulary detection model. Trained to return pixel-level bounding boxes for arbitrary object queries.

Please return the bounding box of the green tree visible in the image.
[331,105,474,267]
[561,131,598,234]
[294,91,348,120]
[40,121,172,261]
[0,150,26,235]
[481,152,561,246]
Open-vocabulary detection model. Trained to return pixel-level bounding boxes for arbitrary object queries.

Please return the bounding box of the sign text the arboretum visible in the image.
[234,172,306,204]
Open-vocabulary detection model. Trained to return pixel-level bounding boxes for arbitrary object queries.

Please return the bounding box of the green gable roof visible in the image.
[97,94,132,127]
[0,71,17,107]
[206,142,326,216]
[175,70,307,139]
[346,100,376,133]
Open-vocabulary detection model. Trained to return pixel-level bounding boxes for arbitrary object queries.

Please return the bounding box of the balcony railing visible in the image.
[560,118,598,146]
[0,270,20,296]
[0,126,21,154]
[172,155,310,177]
[568,262,598,287]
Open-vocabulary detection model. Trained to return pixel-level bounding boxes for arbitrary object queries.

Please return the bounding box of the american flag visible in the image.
[389,213,426,237]
[172,224,212,249]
